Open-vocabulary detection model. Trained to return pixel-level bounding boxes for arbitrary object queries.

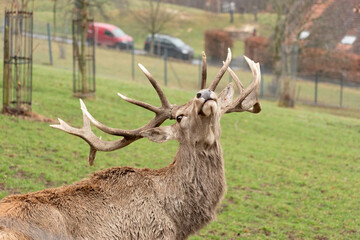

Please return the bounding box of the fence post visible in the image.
[260,64,264,98]
[340,73,343,108]
[47,23,53,65]
[164,48,168,86]
[315,71,319,104]
[131,46,135,80]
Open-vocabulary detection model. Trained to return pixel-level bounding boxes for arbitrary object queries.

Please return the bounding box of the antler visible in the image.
[224,56,262,114]
[200,48,232,91]
[208,48,232,91]
[51,64,176,166]
[200,51,207,89]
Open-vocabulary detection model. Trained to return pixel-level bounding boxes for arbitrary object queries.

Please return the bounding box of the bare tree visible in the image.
[69,0,107,95]
[269,0,293,96]
[2,0,33,114]
[133,0,177,54]
[0,50,262,239]
[114,0,129,13]
[72,0,90,94]
[269,0,313,107]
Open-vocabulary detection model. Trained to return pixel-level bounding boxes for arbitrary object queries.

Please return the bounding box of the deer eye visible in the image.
[176,114,184,123]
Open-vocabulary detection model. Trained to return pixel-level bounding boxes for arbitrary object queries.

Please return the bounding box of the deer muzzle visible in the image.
[196,89,218,116]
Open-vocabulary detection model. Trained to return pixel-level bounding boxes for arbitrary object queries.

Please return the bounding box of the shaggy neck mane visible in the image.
[160,139,226,239]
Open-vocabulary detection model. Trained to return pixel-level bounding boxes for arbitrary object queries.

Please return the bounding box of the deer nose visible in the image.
[196,89,214,101]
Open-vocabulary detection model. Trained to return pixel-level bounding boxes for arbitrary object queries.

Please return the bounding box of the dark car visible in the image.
[144,34,194,60]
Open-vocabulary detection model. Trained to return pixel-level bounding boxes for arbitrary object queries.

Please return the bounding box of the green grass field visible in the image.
[1,1,360,239]
[1,58,360,239]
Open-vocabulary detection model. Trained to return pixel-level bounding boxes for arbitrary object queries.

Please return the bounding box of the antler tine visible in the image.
[225,56,262,114]
[138,63,171,109]
[117,93,160,114]
[241,56,261,99]
[209,48,232,91]
[200,51,207,89]
[79,62,178,139]
[79,99,142,138]
[51,66,176,165]
[224,61,244,94]
[50,100,137,165]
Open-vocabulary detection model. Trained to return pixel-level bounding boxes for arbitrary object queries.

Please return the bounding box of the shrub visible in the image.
[298,48,360,83]
[204,30,233,60]
[244,36,270,64]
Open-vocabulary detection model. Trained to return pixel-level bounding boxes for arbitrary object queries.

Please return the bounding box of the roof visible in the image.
[298,0,360,54]
[92,22,118,30]
[147,34,176,40]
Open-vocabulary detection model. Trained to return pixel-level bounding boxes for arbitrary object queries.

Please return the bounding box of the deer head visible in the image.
[50,49,261,165]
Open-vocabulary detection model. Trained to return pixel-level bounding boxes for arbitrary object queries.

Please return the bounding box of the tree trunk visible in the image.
[80,17,88,94]
[278,76,295,107]
[278,45,296,107]
[150,33,155,56]
[15,15,22,109]
[79,1,88,94]
[53,0,57,39]
[270,59,281,95]
[269,5,284,96]
[3,21,11,111]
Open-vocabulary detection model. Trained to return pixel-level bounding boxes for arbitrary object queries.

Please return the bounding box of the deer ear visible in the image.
[140,126,175,143]
[218,83,234,109]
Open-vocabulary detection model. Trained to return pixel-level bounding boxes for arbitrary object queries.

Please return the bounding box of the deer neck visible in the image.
[172,117,225,186]
[162,139,226,237]
[174,141,226,201]
[173,140,224,177]
[175,139,225,196]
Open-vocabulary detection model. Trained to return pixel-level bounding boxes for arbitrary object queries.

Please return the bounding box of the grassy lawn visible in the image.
[0,58,360,239]
[1,1,360,239]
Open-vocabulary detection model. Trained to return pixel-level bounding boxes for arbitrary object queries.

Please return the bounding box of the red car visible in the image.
[87,22,133,49]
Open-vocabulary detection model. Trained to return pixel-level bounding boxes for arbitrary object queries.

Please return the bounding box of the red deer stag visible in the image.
[0,49,261,240]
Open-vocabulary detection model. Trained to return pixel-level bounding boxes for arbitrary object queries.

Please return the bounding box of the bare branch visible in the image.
[131,0,177,39]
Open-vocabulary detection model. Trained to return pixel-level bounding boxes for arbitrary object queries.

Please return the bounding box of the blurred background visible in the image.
[1,0,360,110]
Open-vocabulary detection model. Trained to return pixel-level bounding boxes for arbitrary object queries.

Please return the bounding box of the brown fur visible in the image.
[0,90,231,240]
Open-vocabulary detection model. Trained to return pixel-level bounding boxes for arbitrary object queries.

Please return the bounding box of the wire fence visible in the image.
[1,20,360,110]
[296,72,360,108]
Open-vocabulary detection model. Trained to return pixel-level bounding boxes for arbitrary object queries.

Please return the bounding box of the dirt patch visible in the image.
[0,182,21,195]
[8,166,28,179]
[216,202,228,214]
[315,235,329,240]
[225,24,257,33]
[2,109,56,123]
[37,174,57,188]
